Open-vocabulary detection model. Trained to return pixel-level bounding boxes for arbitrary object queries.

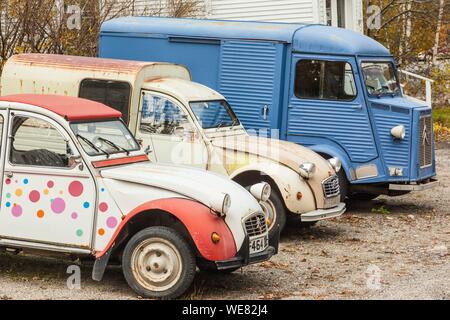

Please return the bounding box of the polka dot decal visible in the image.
[106,217,118,229]
[37,210,45,219]
[99,202,108,212]
[12,204,23,217]
[29,190,41,203]
[51,198,66,214]
[68,181,84,197]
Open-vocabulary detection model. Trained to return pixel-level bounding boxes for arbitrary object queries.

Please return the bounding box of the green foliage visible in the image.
[372,205,390,215]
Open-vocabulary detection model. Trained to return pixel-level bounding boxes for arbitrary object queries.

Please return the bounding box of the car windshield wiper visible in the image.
[76,134,110,158]
[97,137,130,156]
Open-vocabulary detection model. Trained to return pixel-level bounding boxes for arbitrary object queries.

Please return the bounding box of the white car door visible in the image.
[136,91,209,169]
[0,111,97,248]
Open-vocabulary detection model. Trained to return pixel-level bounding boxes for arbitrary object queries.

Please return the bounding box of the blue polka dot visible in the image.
[101,188,105,193]
[23,179,29,185]
[6,202,11,208]
[83,202,90,209]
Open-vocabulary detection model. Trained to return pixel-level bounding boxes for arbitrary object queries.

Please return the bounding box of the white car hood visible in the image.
[100,162,262,246]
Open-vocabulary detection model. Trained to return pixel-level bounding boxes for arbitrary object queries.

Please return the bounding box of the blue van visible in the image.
[99,17,438,199]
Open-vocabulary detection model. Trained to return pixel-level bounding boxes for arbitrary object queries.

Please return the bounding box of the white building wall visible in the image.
[205,0,319,24]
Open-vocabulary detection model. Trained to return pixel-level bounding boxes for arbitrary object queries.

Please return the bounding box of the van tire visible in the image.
[338,170,349,201]
[122,226,196,300]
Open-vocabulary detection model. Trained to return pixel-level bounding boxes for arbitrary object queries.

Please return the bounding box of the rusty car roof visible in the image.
[0,94,122,121]
[8,54,168,74]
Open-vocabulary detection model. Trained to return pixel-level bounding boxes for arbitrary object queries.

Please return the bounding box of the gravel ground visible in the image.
[0,148,449,301]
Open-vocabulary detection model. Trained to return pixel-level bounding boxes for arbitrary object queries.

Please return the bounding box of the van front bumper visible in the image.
[389,178,439,192]
[215,225,280,271]
[300,202,346,223]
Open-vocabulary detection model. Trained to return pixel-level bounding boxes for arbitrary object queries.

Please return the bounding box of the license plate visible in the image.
[249,235,269,255]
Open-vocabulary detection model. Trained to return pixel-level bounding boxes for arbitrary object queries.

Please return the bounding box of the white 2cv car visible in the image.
[0,94,278,299]
[1,54,347,238]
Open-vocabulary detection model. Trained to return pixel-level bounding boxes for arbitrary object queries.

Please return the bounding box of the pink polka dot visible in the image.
[71,212,78,220]
[47,181,54,188]
[12,205,23,218]
[29,190,41,203]
[51,198,66,214]
[106,217,118,229]
[68,181,84,197]
[99,202,108,212]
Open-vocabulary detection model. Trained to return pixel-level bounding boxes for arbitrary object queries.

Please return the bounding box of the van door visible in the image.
[218,40,283,133]
[136,91,209,169]
[0,111,96,248]
[0,111,9,203]
[287,55,378,163]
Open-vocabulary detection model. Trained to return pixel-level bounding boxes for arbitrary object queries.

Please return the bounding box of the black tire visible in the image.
[348,193,379,201]
[338,169,349,202]
[258,188,287,238]
[122,226,196,300]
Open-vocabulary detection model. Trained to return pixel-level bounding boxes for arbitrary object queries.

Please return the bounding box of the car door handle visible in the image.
[262,105,269,120]
[5,172,13,178]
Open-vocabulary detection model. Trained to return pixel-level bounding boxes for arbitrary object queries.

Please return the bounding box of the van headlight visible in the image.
[391,125,406,140]
[250,183,271,202]
[328,157,342,173]
[299,162,316,179]
[211,193,231,218]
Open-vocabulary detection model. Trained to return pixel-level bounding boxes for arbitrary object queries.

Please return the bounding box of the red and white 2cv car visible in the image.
[0,94,278,299]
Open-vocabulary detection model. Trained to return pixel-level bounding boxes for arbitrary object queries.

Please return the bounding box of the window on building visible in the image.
[79,79,131,124]
[326,0,347,28]
[294,60,357,101]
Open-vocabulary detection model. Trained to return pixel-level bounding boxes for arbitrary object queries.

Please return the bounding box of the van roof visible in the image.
[8,53,166,74]
[0,94,122,121]
[101,17,391,57]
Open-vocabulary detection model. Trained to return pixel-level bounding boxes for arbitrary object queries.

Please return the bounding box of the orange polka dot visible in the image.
[43,189,49,195]
[59,190,64,195]
[37,210,45,218]
[15,189,23,197]
[98,229,105,236]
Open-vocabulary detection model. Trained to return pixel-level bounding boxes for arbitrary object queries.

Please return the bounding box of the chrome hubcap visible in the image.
[260,199,276,232]
[131,238,182,292]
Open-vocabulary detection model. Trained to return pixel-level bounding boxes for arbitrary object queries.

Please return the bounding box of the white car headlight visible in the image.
[391,125,406,140]
[250,182,271,202]
[299,162,316,179]
[328,157,342,173]
[211,193,231,217]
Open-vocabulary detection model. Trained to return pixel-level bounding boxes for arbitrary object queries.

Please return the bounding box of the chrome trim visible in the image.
[322,175,340,199]
[242,212,267,239]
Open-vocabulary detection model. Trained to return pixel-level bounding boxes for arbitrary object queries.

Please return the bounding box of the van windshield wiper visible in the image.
[97,137,130,156]
[76,134,110,158]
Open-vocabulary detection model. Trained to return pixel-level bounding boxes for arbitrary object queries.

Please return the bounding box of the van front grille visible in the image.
[419,116,433,168]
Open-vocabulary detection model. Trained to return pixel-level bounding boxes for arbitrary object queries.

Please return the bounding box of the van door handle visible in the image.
[5,172,13,179]
[262,105,269,120]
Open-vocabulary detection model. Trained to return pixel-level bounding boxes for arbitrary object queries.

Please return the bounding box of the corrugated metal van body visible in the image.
[99,17,437,190]
[219,41,284,130]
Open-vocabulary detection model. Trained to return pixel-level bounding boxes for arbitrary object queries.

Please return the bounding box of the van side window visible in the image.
[79,80,131,124]
[10,116,72,168]
[140,93,192,135]
[295,60,357,101]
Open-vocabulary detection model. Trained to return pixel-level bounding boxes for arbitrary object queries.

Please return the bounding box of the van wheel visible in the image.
[122,226,196,300]
[338,170,349,201]
[259,189,286,238]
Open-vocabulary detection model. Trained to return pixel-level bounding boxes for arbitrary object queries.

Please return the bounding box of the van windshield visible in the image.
[190,100,240,129]
[362,62,400,96]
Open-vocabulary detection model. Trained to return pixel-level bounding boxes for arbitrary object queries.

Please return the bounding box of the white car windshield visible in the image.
[71,120,140,157]
[190,100,240,129]
[362,62,401,96]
